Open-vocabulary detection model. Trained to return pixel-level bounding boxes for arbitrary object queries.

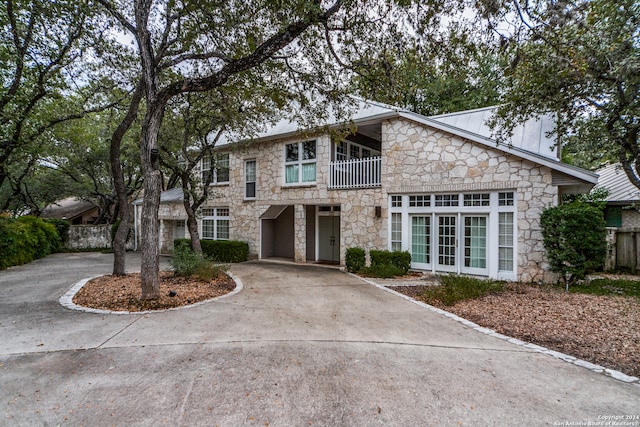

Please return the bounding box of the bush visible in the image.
[45,218,70,250]
[360,263,405,278]
[200,239,249,263]
[0,216,62,269]
[541,202,606,289]
[418,275,505,306]
[171,243,205,277]
[369,249,411,275]
[174,238,249,263]
[345,247,365,273]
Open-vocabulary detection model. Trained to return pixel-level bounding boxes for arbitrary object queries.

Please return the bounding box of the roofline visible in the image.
[399,111,598,184]
[427,105,497,119]
[216,106,597,185]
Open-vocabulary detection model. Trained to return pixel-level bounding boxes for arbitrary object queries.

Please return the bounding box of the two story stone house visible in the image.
[134,99,598,282]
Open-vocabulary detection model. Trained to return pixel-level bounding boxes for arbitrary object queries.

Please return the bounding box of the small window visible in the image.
[201,207,230,240]
[435,194,459,207]
[499,192,515,206]
[285,141,316,184]
[391,213,402,251]
[409,195,430,207]
[463,193,490,207]
[201,153,230,185]
[245,160,256,199]
[604,207,622,228]
[391,196,402,208]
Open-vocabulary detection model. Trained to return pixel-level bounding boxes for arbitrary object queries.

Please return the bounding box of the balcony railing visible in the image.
[329,156,381,189]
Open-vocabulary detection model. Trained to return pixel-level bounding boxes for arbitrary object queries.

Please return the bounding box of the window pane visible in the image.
[302,141,316,160]
[464,216,487,268]
[202,219,215,239]
[217,220,229,240]
[499,212,514,271]
[411,216,430,264]
[499,192,514,206]
[246,182,256,198]
[302,163,316,182]
[245,160,256,181]
[286,143,299,162]
[214,154,229,183]
[285,164,298,183]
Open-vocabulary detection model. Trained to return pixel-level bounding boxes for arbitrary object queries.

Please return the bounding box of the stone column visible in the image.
[294,204,307,262]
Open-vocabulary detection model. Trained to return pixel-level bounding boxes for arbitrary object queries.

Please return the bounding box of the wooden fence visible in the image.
[605,228,640,272]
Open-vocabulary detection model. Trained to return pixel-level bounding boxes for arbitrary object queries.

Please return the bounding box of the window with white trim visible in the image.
[435,194,459,206]
[391,213,402,251]
[285,141,316,184]
[464,193,490,207]
[201,153,230,185]
[498,212,514,271]
[201,207,229,240]
[245,159,256,199]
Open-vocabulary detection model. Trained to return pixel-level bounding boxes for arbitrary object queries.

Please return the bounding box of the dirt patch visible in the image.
[73,271,236,312]
[390,283,640,378]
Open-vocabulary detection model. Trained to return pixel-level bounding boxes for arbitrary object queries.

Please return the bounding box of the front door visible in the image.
[461,215,488,275]
[318,212,340,262]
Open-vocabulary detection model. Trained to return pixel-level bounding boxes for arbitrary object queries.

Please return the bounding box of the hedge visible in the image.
[174,238,249,263]
[0,216,63,270]
[369,249,411,274]
[345,247,366,273]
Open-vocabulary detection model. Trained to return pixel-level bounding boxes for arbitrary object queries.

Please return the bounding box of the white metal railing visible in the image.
[329,156,381,189]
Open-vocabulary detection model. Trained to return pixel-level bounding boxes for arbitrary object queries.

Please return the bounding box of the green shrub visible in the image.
[360,263,405,278]
[541,202,606,289]
[418,275,506,306]
[345,247,365,273]
[0,216,62,270]
[45,218,70,249]
[200,239,249,263]
[370,249,411,275]
[171,243,205,277]
[173,238,249,263]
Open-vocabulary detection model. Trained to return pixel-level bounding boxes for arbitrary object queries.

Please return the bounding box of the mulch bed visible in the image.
[390,283,640,378]
[73,271,236,312]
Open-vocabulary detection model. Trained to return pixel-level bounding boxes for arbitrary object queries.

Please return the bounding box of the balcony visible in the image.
[328,156,381,189]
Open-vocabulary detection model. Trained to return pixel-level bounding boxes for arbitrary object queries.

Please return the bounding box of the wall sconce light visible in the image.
[375,206,382,218]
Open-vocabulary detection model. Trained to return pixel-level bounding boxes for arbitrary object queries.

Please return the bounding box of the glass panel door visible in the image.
[462,216,488,274]
[436,215,457,272]
[411,215,430,269]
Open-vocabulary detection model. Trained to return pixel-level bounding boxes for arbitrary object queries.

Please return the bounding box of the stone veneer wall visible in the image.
[382,118,558,283]
[158,116,560,282]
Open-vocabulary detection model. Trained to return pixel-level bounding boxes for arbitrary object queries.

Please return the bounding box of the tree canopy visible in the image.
[486,0,640,178]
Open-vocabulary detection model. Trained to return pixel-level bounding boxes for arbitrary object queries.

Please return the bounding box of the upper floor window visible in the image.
[245,159,256,199]
[335,140,380,161]
[201,153,230,185]
[285,141,316,184]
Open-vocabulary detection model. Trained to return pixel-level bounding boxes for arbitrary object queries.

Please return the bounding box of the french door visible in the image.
[411,214,488,275]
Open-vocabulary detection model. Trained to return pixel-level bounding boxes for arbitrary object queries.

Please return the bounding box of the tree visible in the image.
[96,0,434,299]
[353,34,505,115]
[485,0,640,175]
[0,0,125,217]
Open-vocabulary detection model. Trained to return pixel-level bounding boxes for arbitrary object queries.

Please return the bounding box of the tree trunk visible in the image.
[184,199,203,254]
[139,103,165,300]
[109,81,143,275]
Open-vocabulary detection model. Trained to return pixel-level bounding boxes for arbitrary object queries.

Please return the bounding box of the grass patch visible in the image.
[569,278,640,298]
[418,275,506,306]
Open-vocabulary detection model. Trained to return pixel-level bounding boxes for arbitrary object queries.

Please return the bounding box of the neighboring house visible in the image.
[133,187,188,254]
[135,100,598,282]
[42,197,103,225]
[594,163,640,228]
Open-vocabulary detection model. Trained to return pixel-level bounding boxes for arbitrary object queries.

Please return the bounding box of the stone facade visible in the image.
[152,115,572,282]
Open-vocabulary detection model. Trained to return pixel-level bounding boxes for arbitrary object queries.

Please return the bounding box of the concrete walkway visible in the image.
[0,253,638,426]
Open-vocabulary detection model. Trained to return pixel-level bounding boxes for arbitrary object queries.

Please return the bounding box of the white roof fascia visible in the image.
[400,111,598,185]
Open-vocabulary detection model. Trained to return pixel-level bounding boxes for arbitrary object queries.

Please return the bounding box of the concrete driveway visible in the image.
[0,253,638,426]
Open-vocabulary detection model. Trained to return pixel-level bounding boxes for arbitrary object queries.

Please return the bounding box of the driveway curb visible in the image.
[353,273,640,386]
